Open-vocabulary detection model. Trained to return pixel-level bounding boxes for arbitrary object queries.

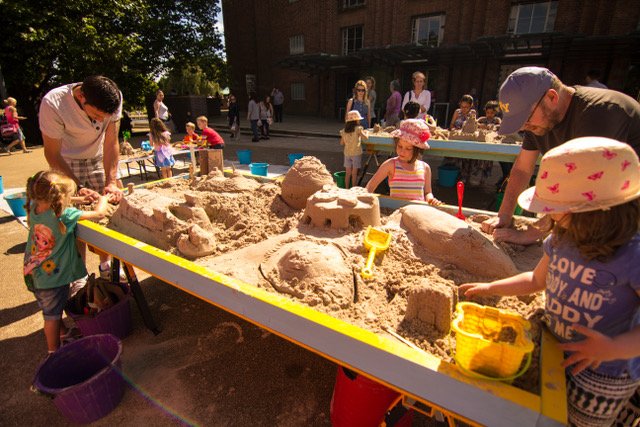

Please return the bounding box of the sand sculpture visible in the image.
[404,280,456,337]
[302,185,381,229]
[120,141,135,156]
[281,157,335,209]
[260,238,354,309]
[397,205,520,279]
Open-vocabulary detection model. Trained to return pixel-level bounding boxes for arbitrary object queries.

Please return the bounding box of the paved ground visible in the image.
[0,134,464,425]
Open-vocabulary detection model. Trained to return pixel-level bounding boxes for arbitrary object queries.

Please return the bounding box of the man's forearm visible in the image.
[103,125,120,187]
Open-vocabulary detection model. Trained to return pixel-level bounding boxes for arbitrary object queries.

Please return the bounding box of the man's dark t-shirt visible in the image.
[522,86,640,156]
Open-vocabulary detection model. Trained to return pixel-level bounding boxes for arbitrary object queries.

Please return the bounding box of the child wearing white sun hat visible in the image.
[366,119,442,205]
[461,136,640,426]
[339,110,368,189]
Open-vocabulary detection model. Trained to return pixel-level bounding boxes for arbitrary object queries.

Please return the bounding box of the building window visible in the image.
[342,26,363,55]
[342,0,365,8]
[412,14,445,47]
[291,83,305,100]
[508,1,558,34]
[289,35,304,54]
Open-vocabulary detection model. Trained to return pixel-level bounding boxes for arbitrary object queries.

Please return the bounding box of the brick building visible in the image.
[222,0,640,125]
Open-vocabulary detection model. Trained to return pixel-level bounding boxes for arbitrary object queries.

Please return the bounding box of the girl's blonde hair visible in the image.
[3,97,17,107]
[552,199,640,261]
[149,118,170,145]
[26,171,76,233]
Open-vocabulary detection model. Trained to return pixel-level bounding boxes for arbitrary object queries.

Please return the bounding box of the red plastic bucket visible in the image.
[33,334,125,424]
[330,366,400,426]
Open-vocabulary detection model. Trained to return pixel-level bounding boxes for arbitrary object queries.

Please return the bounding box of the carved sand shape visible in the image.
[260,236,354,309]
[302,185,381,229]
[400,205,519,279]
[280,156,335,210]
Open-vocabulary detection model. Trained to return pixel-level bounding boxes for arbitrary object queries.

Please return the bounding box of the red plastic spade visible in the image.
[455,181,465,220]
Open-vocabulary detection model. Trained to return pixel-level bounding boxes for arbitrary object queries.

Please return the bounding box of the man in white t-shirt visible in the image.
[40,75,123,202]
[39,75,124,281]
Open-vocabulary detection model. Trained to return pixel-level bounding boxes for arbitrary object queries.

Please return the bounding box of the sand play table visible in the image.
[77,168,567,426]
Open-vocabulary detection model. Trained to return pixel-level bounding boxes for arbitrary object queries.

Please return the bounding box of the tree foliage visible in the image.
[0,0,226,142]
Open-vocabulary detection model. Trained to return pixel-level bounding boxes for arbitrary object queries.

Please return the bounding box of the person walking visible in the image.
[153,89,174,132]
[247,93,260,142]
[271,87,284,123]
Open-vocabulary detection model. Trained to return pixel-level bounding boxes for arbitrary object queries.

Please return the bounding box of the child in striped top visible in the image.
[366,119,442,205]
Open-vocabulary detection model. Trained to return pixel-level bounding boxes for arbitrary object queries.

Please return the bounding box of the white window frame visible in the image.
[341,25,363,55]
[289,35,305,55]
[507,1,558,34]
[411,14,446,47]
[291,83,305,101]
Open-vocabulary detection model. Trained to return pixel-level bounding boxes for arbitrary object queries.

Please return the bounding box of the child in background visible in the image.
[149,118,176,179]
[479,100,510,189]
[460,137,640,427]
[366,119,443,205]
[402,101,421,121]
[24,171,108,354]
[2,97,31,154]
[196,115,224,149]
[183,122,200,143]
[449,94,492,186]
[477,100,501,130]
[449,94,476,130]
[340,110,368,189]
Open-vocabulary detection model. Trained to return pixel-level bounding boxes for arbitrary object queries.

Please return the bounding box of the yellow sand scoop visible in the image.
[360,226,392,279]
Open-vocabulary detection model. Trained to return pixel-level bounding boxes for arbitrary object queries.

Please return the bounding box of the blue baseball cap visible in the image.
[498,67,556,135]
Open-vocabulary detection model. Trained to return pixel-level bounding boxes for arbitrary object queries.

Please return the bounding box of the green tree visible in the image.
[0,0,226,143]
[159,66,222,96]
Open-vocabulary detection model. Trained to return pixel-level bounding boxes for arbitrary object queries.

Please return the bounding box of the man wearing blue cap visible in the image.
[482,66,640,244]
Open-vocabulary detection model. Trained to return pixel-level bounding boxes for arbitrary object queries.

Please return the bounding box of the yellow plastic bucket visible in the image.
[451,302,534,381]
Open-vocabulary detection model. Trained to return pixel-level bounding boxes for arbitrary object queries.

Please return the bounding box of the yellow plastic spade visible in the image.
[360,226,392,279]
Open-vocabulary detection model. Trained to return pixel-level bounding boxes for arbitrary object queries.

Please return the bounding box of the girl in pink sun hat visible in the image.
[366,119,442,205]
[461,136,640,426]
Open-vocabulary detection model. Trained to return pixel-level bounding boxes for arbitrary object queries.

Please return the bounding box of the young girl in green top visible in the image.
[24,171,108,354]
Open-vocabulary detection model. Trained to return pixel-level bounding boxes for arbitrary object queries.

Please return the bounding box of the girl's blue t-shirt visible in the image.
[543,233,640,379]
[23,205,87,290]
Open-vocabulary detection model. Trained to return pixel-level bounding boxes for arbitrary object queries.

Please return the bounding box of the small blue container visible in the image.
[237,149,252,165]
[287,153,304,166]
[5,192,27,217]
[438,165,459,188]
[0,175,3,194]
[140,141,151,151]
[249,163,269,176]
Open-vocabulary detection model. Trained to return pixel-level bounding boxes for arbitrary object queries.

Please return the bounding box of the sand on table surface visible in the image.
[112,158,546,393]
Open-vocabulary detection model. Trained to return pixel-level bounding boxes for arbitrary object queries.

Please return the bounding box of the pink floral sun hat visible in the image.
[390,119,431,149]
[518,137,640,213]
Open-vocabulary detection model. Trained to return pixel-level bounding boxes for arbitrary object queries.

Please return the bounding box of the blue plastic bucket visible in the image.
[249,163,269,176]
[33,334,125,424]
[237,149,252,165]
[5,192,27,217]
[0,175,4,194]
[438,165,459,187]
[288,153,304,166]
